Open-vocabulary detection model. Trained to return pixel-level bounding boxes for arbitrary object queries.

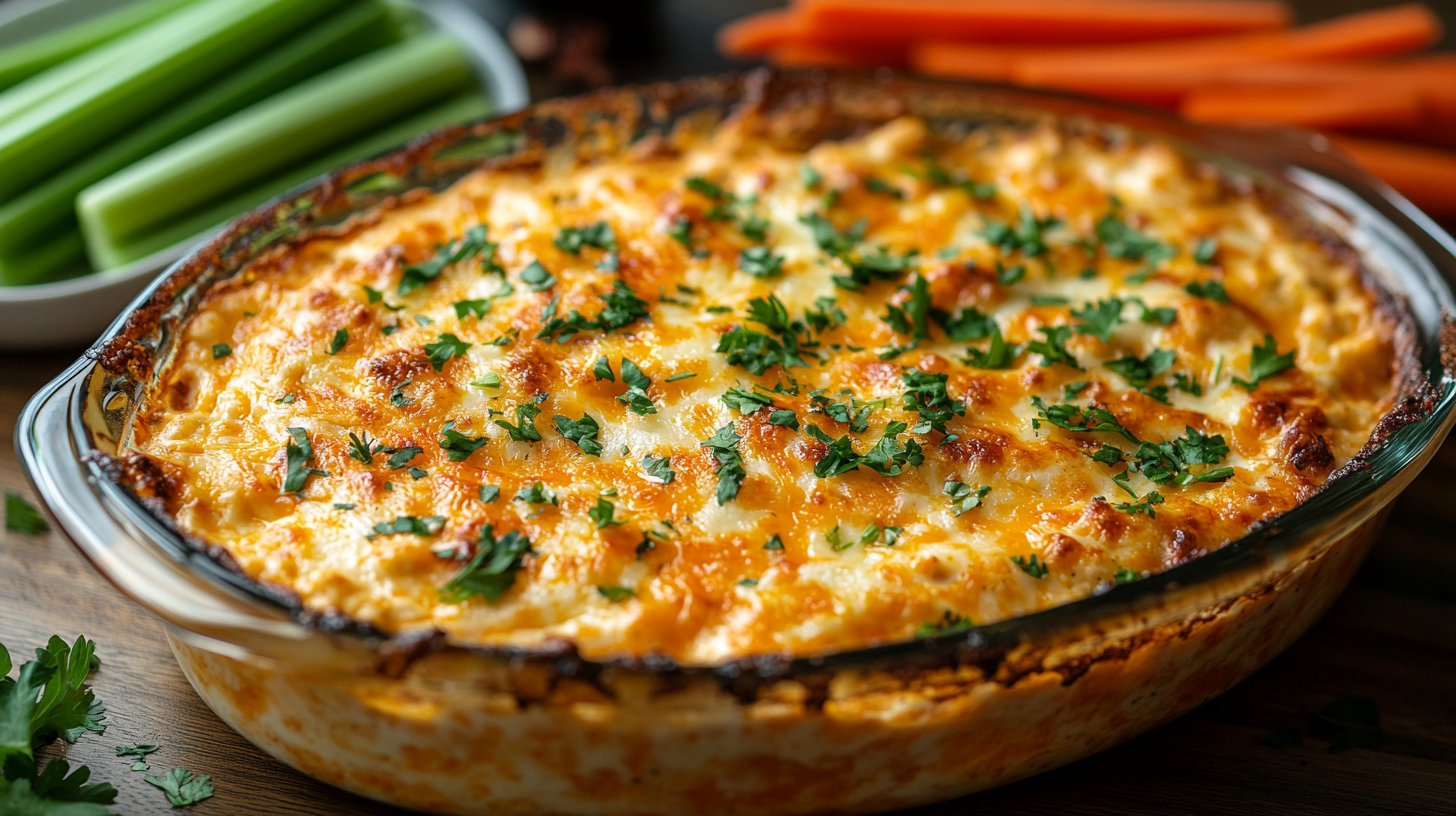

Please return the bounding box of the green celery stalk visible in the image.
[0,0,401,258]
[0,0,198,92]
[91,94,492,270]
[0,230,84,287]
[0,0,352,202]
[77,32,475,251]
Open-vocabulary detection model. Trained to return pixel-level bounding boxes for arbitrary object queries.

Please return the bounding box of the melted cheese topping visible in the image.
[131,117,1401,665]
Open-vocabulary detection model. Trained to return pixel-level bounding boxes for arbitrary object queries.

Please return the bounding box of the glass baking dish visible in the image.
[16,71,1456,815]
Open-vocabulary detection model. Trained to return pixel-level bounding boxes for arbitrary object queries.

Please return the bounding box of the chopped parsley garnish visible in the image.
[274,393,296,404]
[479,485,500,503]
[1172,372,1202,396]
[282,427,325,494]
[667,214,694,248]
[438,524,532,603]
[408,466,428,480]
[864,176,903,199]
[453,281,514,320]
[514,482,557,505]
[370,515,445,538]
[347,431,384,464]
[385,445,422,468]
[768,409,799,430]
[642,455,675,484]
[738,245,783,278]
[716,324,809,375]
[1025,325,1081,370]
[1193,237,1220,265]
[390,379,414,406]
[924,162,997,199]
[1114,490,1165,517]
[915,610,975,637]
[995,260,1026,285]
[1064,381,1090,399]
[902,370,964,434]
[424,333,470,371]
[836,246,917,290]
[882,274,932,341]
[145,767,215,808]
[1095,210,1175,271]
[664,372,696,382]
[1114,567,1141,584]
[943,480,990,515]
[935,305,995,342]
[763,534,785,550]
[806,421,923,478]
[1105,348,1176,389]
[588,495,625,528]
[495,396,545,442]
[800,211,864,256]
[981,206,1058,257]
[685,175,728,200]
[723,387,772,414]
[593,356,615,382]
[1184,279,1230,303]
[472,371,502,389]
[1233,334,1296,391]
[325,329,347,355]
[962,326,1019,369]
[117,743,160,772]
[1011,554,1049,579]
[398,224,495,295]
[1033,397,1233,488]
[553,414,603,456]
[701,423,746,504]
[518,259,556,292]
[439,421,488,461]
[211,343,231,359]
[536,280,651,342]
[617,358,657,415]
[597,585,636,602]
[800,162,822,189]
[1072,298,1124,342]
[5,492,48,534]
[554,221,617,255]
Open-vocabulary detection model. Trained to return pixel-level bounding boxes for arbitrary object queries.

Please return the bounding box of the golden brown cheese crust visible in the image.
[130,116,1402,665]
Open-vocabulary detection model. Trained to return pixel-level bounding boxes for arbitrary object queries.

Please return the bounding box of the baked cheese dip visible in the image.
[128,115,1406,665]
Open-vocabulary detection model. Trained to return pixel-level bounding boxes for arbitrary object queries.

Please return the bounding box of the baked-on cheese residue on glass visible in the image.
[131,116,1402,664]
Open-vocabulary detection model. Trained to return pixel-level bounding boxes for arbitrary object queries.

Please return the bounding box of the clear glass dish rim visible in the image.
[16,69,1456,679]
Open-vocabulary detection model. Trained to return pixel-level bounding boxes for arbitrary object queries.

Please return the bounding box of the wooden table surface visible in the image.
[4,347,1455,816]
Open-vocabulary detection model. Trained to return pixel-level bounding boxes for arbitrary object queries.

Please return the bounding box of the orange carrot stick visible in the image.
[770,42,908,70]
[1181,84,1426,130]
[909,42,1051,82]
[718,9,809,57]
[797,0,1291,45]
[1329,135,1456,220]
[1015,4,1442,95]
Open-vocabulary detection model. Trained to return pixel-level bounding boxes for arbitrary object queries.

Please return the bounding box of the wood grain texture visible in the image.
[4,346,1454,816]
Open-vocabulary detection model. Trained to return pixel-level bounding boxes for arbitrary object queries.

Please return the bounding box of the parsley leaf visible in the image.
[439,524,532,603]
[518,259,556,291]
[1114,490,1164,517]
[1106,348,1176,389]
[536,280,650,342]
[995,261,1026,285]
[384,445,422,469]
[472,371,502,389]
[1096,211,1174,269]
[700,423,746,504]
[738,246,783,278]
[494,397,544,442]
[902,370,964,435]
[1072,298,1124,342]
[398,224,495,295]
[935,306,995,342]
[144,767,215,808]
[1011,554,1049,578]
[924,162,997,199]
[962,326,1019,369]
[592,356,615,382]
[597,585,636,602]
[554,221,617,255]
[882,274,932,340]
[325,329,347,355]
[211,343,231,359]
[438,421,488,462]
[1114,567,1142,584]
[981,206,1058,257]
[347,431,384,465]
[1193,237,1219,265]
[865,176,903,199]
[514,482,557,505]
[0,635,103,771]
[805,296,846,334]
[723,387,772,414]
[553,414,603,456]
[943,480,990,515]
[370,516,444,539]
[424,333,471,371]
[1184,279,1230,303]
[1025,325,1082,370]
[1233,334,1296,391]
[390,379,414,406]
[479,485,500,503]
[588,495,625,528]
[641,456,675,484]
[282,428,325,494]
[768,409,799,430]
[617,358,656,415]
[5,493,48,534]
[799,212,864,256]
[915,610,975,638]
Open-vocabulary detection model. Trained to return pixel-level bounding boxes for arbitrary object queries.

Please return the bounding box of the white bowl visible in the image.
[0,0,529,350]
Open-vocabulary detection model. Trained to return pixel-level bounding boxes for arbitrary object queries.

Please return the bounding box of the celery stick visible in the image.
[91,94,492,270]
[0,0,351,202]
[0,0,400,258]
[77,32,475,250]
[0,230,84,287]
[0,0,198,92]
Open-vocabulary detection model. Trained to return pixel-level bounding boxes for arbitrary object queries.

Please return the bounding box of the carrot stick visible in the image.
[797,0,1291,45]
[718,9,808,57]
[1329,135,1456,220]
[909,42,1048,82]
[1015,4,1442,96]
[1182,84,1426,130]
